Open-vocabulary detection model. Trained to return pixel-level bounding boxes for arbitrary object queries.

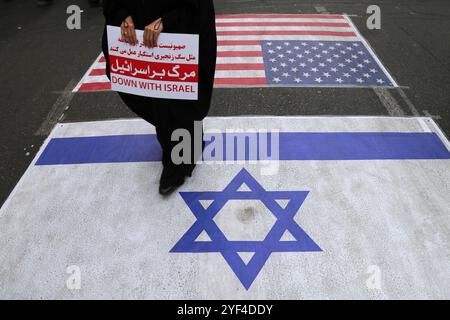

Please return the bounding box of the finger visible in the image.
[125,16,133,26]
[122,25,132,44]
[122,28,128,43]
[144,28,151,47]
[125,21,135,45]
[149,30,155,48]
[147,28,153,48]
[124,30,131,45]
[154,19,161,30]
[153,30,160,48]
[155,19,164,33]
[120,23,126,41]
[129,26,137,45]
[142,29,147,47]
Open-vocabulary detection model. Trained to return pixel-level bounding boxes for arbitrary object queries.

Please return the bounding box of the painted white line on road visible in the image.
[373,87,406,116]
[423,110,441,120]
[397,87,420,116]
[34,79,76,136]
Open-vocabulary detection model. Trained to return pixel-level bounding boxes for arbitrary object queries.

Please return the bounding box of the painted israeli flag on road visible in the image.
[0,116,449,299]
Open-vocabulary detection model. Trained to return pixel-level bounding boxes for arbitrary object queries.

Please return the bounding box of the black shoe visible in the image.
[159,169,185,196]
[185,140,205,177]
[159,181,184,196]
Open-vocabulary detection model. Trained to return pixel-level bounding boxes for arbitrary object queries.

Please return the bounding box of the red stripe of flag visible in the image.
[217,40,261,46]
[216,14,345,19]
[79,82,111,92]
[89,69,106,76]
[217,30,356,36]
[214,78,267,86]
[215,63,265,71]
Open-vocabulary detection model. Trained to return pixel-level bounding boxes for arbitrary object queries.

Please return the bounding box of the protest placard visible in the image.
[107,25,199,100]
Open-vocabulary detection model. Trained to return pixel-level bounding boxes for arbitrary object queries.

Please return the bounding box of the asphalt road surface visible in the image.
[1,0,449,208]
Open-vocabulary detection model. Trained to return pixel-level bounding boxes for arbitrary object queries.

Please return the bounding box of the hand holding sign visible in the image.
[144,18,164,48]
[120,16,138,46]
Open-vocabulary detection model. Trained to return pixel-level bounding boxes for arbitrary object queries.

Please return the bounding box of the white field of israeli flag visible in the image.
[0,116,449,299]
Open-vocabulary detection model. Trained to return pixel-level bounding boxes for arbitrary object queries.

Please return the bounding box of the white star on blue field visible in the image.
[262,40,394,87]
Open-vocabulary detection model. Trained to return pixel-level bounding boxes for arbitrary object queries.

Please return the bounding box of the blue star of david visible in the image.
[170,168,322,289]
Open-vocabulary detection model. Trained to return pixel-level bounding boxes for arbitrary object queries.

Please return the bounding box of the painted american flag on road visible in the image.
[73,14,397,92]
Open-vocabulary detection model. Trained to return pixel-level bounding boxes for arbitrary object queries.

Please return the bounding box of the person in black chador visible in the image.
[102,1,217,195]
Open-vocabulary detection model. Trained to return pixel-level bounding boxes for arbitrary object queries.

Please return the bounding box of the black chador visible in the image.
[102,0,217,194]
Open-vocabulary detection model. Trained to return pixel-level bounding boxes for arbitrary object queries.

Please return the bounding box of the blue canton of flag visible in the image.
[262,40,394,87]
